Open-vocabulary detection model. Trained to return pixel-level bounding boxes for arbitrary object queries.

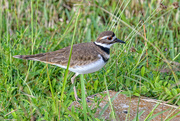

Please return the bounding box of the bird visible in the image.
[13,31,125,101]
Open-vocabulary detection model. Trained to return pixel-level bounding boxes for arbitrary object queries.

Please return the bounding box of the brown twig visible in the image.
[143,25,149,68]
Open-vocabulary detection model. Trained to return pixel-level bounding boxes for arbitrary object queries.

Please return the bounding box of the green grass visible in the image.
[0,0,180,120]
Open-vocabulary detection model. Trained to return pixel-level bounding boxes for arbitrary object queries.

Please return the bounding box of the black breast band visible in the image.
[93,42,110,54]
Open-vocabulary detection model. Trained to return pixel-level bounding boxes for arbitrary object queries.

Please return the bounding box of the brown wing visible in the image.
[13,42,101,67]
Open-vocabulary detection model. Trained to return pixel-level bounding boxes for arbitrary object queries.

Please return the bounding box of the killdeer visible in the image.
[13,31,125,101]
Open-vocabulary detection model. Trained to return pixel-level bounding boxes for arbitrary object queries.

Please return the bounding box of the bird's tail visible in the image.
[13,54,41,61]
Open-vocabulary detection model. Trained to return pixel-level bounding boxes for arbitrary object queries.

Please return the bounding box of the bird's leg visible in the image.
[71,74,89,102]
[71,73,79,101]
[84,85,87,95]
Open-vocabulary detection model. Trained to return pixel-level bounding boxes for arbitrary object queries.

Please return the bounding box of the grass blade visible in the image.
[80,74,87,121]
[98,91,120,119]
[144,101,162,121]
[169,30,174,59]
[132,110,145,121]
[104,76,116,120]
[60,10,80,102]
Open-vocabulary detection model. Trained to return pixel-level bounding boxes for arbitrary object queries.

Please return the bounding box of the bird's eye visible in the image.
[107,37,112,40]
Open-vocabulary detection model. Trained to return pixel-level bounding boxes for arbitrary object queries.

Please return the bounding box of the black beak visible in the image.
[115,38,125,44]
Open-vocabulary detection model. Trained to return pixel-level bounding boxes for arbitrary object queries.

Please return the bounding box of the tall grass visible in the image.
[0,0,179,120]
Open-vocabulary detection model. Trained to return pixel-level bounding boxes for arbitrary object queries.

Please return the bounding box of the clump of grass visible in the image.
[0,0,179,120]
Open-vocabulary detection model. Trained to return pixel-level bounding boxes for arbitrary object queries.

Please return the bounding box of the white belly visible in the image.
[69,58,106,74]
[54,56,106,74]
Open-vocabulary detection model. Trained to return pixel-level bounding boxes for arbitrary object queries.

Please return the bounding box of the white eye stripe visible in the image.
[101,36,117,41]
[101,36,109,39]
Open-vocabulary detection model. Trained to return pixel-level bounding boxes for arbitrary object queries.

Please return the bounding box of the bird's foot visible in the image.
[75,97,81,102]
[86,94,97,102]
[75,95,97,102]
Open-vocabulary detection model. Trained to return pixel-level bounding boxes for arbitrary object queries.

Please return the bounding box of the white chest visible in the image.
[54,55,107,74]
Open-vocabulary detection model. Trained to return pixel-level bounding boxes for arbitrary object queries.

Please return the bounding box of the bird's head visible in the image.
[95,31,125,48]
